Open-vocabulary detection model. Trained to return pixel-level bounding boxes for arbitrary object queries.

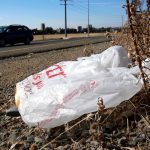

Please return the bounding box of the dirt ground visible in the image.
[0,42,150,150]
[0,42,110,88]
[0,42,111,149]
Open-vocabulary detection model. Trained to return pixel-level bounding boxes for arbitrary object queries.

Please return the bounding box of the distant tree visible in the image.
[45,27,54,34]
[32,26,121,35]
[60,28,65,34]
[83,28,88,33]
[67,28,77,33]
[32,28,38,35]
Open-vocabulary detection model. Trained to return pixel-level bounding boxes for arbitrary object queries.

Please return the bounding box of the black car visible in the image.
[0,25,33,46]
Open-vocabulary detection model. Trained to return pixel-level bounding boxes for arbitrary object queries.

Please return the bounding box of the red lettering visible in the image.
[33,73,42,80]
[32,81,44,89]
[79,84,87,93]
[90,80,97,89]
[32,73,44,89]
[46,65,66,79]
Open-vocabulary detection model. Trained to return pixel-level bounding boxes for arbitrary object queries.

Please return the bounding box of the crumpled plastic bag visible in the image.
[15,46,144,128]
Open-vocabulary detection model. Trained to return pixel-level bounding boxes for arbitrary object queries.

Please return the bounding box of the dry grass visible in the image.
[33,33,105,41]
[114,0,150,91]
[0,0,150,149]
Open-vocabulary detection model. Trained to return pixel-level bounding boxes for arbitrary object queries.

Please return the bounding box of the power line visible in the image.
[72,4,122,18]
[74,0,122,6]
[60,0,125,30]
[69,6,88,16]
[69,7,123,28]
[75,1,88,10]
[75,0,90,36]
[71,4,87,15]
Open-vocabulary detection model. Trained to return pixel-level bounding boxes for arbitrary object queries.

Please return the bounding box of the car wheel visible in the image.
[0,39,6,47]
[24,37,30,45]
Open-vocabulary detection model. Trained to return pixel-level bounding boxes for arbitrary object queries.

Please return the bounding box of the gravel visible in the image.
[0,42,111,149]
[0,42,149,150]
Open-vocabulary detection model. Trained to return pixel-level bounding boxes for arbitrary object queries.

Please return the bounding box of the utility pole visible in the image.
[61,0,68,38]
[88,0,90,37]
[41,23,45,40]
[64,0,67,38]
[122,15,124,29]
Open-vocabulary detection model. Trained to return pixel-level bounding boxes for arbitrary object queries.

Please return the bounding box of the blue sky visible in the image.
[0,0,127,29]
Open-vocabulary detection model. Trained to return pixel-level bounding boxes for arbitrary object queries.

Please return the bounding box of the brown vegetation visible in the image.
[0,0,150,149]
[33,33,105,41]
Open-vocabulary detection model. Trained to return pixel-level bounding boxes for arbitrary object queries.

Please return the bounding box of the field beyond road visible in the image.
[34,33,105,41]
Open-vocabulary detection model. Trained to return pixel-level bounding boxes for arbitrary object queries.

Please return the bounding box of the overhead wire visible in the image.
[67,0,124,27]
[73,1,123,18]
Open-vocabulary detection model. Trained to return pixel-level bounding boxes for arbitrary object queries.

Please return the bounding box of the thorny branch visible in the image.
[126,0,150,91]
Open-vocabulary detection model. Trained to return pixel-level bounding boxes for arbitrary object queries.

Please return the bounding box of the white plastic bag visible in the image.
[15,46,143,128]
[77,46,131,68]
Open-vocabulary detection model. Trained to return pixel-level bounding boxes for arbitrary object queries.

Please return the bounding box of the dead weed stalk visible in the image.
[114,0,150,92]
[126,0,150,92]
[40,98,114,150]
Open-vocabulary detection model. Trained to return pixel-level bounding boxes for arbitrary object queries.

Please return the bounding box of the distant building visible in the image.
[56,28,61,33]
[77,26,83,33]
[41,23,45,31]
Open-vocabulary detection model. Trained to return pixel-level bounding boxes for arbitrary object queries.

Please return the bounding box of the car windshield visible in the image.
[0,26,8,33]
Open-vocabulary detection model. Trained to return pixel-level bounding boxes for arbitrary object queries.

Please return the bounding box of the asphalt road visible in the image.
[0,36,109,59]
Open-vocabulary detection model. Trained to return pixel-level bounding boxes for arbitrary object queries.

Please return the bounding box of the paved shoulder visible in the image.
[0,36,109,59]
